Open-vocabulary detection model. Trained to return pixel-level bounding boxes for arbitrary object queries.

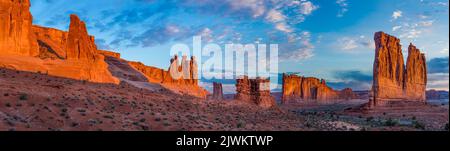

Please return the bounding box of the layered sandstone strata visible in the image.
[0,0,118,84]
[370,32,427,107]
[281,74,354,103]
[235,76,276,108]
[128,55,208,98]
[0,0,38,56]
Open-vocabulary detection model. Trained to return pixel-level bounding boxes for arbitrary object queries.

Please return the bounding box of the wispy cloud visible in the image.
[392,10,402,20]
[336,0,348,17]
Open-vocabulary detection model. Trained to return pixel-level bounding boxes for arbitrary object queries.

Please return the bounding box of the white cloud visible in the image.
[299,1,318,15]
[419,20,434,27]
[400,29,422,39]
[265,9,286,23]
[392,25,402,31]
[275,22,293,33]
[392,10,402,20]
[197,28,213,42]
[338,36,375,52]
[228,0,266,18]
[336,0,349,17]
[340,38,358,50]
[165,25,181,34]
[284,31,315,60]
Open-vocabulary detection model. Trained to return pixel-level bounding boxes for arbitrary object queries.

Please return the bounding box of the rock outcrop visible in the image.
[66,15,97,60]
[99,50,121,58]
[128,55,208,98]
[235,76,276,108]
[370,31,427,107]
[32,25,68,59]
[404,44,427,101]
[281,74,355,103]
[0,0,38,56]
[212,82,224,100]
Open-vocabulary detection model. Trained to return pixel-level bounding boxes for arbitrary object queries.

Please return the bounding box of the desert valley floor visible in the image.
[0,67,448,131]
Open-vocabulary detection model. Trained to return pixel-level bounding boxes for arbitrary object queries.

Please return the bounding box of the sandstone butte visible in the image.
[0,0,208,98]
[281,73,357,103]
[368,31,427,108]
[212,82,224,100]
[235,76,276,108]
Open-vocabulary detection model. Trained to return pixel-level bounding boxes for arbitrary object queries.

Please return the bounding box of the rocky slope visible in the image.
[0,67,305,131]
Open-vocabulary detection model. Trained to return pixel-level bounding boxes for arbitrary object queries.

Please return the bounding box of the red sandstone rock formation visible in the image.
[212,82,224,100]
[339,88,357,100]
[66,15,97,60]
[405,44,427,101]
[128,55,208,98]
[370,32,427,107]
[0,0,211,98]
[32,25,68,59]
[99,50,121,58]
[372,32,405,103]
[0,1,118,84]
[235,76,276,108]
[0,0,38,56]
[281,73,354,103]
[128,61,166,83]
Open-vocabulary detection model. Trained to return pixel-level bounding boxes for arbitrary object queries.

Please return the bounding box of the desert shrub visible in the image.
[237,121,245,128]
[412,121,425,130]
[366,117,374,122]
[384,118,398,126]
[445,123,449,131]
[19,93,28,100]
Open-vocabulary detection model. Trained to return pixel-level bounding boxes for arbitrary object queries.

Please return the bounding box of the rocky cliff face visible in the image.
[372,31,406,103]
[235,76,276,108]
[128,55,208,98]
[405,44,427,101]
[0,0,38,56]
[281,74,354,103]
[66,14,97,60]
[99,50,121,58]
[370,32,427,107]
[32,25,68,59]
[212,82,224,100]
[0,1,118,84]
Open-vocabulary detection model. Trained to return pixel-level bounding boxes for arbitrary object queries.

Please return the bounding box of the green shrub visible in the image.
[19,93,28,100]
[384,118,398,126]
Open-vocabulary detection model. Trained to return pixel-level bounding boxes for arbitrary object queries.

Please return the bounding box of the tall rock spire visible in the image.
[370,31,427,107]
[66,14,98,60]
[0,0,38,56]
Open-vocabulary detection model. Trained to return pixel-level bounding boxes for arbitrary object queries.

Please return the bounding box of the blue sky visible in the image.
[29,0,449,91]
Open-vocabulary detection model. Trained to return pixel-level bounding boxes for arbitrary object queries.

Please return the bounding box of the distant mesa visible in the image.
[235,76,276,108]
[367,31,427,108]
[212,82,224,100]
[281,73,357,103]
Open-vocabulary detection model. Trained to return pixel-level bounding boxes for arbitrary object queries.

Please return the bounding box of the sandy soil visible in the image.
[0,68,448,131]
